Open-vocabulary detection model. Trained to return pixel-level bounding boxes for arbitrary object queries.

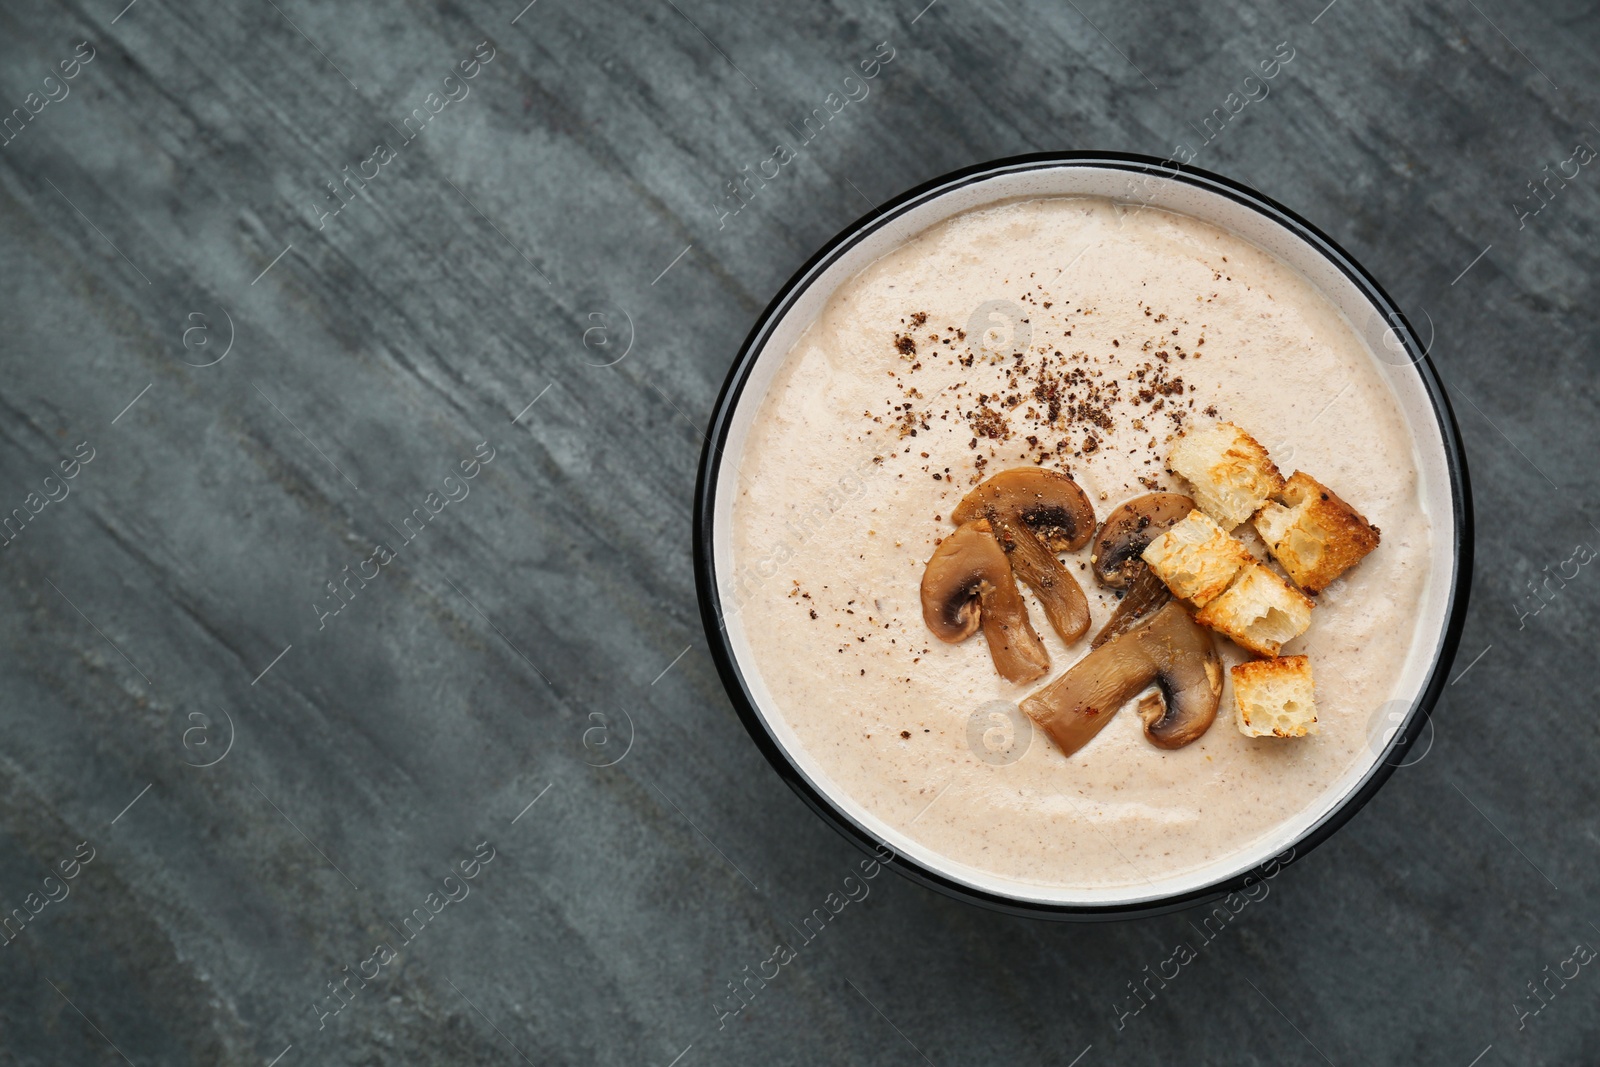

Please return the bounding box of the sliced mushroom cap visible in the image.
[1091,492,1196,589]
[1019,600,1222,756]
[1135,608,1224,749]
[952,467,1097,550]
[951,468,1097,645]
[920,520,1051,684]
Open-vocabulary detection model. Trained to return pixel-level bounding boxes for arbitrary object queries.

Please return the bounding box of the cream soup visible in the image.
[727,196,1430,891]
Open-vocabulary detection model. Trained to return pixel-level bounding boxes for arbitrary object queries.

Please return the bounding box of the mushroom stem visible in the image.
[997,518,1092,645]
[1091,562,1173,649]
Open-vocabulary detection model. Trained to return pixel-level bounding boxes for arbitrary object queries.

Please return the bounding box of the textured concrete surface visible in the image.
[0,0,1596,1063]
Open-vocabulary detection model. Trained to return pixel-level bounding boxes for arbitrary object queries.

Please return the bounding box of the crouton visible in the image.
[1232,656,1317,738]
[1195,562,1314,656]
[1169,422,1285,528]
[1140,509,1254,607]
[1253,471,1381,593]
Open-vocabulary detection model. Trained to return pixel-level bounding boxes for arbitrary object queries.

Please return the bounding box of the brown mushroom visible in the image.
[1091,563,1172,648]
[920,520,1051,684]
[1091,492,1196,589]
[1019,600,1222,756]
[1089,492,1196,648]
[951,468,1097,645]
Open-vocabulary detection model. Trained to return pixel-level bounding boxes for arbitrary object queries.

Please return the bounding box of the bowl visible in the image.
[693,152,1472,919]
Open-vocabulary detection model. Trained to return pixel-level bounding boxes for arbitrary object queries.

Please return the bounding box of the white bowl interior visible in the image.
[710,162,1457,908]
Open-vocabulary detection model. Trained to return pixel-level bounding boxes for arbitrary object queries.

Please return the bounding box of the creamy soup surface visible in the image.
[727,196,1431,891]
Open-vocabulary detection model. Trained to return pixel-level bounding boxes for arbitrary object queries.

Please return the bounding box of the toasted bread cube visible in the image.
[1233,656,1317,738]
[1195,562,1313,656]
[1140,510,1254,607]
[1169,422,1285,528]
[1253,471,1381,593]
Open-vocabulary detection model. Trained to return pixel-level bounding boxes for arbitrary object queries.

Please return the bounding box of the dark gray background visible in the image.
[0,0,1595,1063]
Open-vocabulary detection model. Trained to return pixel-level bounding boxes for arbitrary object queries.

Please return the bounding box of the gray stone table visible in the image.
[0,0,1597,1063]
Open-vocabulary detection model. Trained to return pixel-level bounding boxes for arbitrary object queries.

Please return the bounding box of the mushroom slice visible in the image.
[1091,492,1196,589]
[920,520,1051,684]
[1020,601,1222,756]
[953,467,1098,550]
[1091,562,1172,649]
[951,468,1097,645]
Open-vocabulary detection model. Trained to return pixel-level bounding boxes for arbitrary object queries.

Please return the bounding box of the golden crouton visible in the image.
[1169,421,1285,528]
[1140,509,1255,607]
[1195,562,1313,656]
[1232,656,1317,738]
[1253,471,1381,593]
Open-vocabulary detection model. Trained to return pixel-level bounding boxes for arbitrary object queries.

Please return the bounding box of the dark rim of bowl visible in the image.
[692,151,1474,921]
